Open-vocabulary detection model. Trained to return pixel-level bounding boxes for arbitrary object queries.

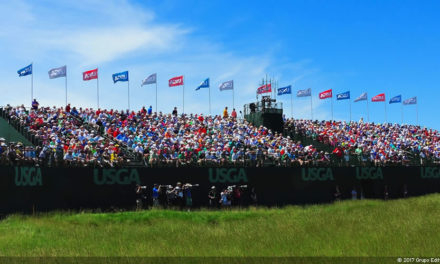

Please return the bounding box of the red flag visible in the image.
[169,76,184,87]
[257,84,272,94]
[372,93,385,102]
[319,89,332,99]
[83,68,98,81]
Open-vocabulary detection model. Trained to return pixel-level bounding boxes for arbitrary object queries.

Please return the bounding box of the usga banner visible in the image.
[319,89,332,99]
[83,68,98,81]
[169,76,184,87]
[257,84,271,94]
[372,93,385,102]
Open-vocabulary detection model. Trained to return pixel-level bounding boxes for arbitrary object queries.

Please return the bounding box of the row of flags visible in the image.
[18,63,417,106]
[273,86,417,105]
[18,64,235,92]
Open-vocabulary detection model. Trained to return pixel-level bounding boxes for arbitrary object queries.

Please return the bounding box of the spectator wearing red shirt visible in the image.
[231,108,237,119]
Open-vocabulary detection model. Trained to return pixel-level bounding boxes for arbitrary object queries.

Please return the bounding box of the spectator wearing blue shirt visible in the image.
[152,184,160,207]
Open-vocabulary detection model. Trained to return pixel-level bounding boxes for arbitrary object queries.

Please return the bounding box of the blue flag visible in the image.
[141,73,156,86]
[112,71,129,83]
[297,88,311,97]
[196,78,209,90]
[277,85,291,96]
[336,91,350,100]
[389,95,402,104]
[18,64,32,77]
[403,97,417,105]
[219,80,233,91]
[354,92,367,102]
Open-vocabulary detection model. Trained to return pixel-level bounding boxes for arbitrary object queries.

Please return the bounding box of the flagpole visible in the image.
[384,101,387,123]
[31,63,33,105]
[331,96,334,121]
[367,96,370,123]
[401,103,403,125]
[127,79,130,110]
[183,76,185,114]
[232,87,235,110]
[97,69,99,109]
[310,90,313,120]
[349,98,352,122]
[155,78,158,114]
[290,90,293,118]
[65,74,67,107]
[209,84,211,116]
[416,102,419,126]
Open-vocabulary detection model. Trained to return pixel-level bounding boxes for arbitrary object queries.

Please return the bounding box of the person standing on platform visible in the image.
[223,107,229,119]
[231,108,237,119]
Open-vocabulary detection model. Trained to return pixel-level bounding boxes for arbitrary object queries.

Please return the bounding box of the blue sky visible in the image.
[0,0,439,129]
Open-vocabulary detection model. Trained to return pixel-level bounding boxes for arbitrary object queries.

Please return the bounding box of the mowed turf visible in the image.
[0,194,439,257]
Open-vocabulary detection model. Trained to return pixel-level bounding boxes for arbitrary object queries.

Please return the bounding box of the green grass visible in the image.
[0,194,439,257]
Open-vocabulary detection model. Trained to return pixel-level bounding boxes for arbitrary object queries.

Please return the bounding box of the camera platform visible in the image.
[243,96,284,133]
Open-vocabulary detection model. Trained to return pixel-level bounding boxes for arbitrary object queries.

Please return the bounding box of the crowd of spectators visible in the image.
[285,118,440,165]
[85,106,320,167]
[1,104,126,167]
[1,104,320,167]
[2,103,438,167]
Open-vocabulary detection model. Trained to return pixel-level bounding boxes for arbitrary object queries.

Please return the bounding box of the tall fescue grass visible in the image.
[0,194,439,257]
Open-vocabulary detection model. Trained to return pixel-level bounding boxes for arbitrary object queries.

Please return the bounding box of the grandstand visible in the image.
[1,104,438,167]
[1,103,440,213]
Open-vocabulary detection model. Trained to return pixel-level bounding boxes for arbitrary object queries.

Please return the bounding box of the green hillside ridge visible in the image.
[0,194,439,257]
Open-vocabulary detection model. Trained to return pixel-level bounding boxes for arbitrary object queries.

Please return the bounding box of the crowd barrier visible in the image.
[1,166,440,214]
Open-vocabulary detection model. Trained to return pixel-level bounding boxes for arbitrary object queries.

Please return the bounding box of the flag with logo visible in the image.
[169,76,184,87]
[196,78,209,90]
[319,89,332,99]
[48,66,66,79]
[354,92,367,102]
[297,88,311,97]
[83,68,98,81]
[336,91,350,100]
[257,84,271,94]
[142,73,156,86]
[389,95,401,104]
[219,80,233,91]
[112,71,129,83]
[403,97,417,105]
[372,93,385,102]
[18,64,32,77]
[277,85,291,96]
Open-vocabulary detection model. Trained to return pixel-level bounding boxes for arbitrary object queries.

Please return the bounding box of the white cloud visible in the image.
[40,26,187,66]
[0,0,329,120]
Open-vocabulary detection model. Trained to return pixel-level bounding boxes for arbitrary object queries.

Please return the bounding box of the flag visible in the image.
[112,71,129,83]
[257,84,271,94]
[169,76,184,87]
[17,64,32,77]
[196,78,209,90]
[142,73,156,86]
[389,95,402,104]
[354,92,367,102]
[83,68,98,81]
[219,80,233,91]
[277,85,291,96]
[48,65,66,79]
[297,88,311,97]
[336,91,350,100]
[372,93,385,102]
[403,97,417,105]
[319,89,332,99]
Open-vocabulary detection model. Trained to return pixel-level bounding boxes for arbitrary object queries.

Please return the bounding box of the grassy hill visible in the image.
[0,194,439,258]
